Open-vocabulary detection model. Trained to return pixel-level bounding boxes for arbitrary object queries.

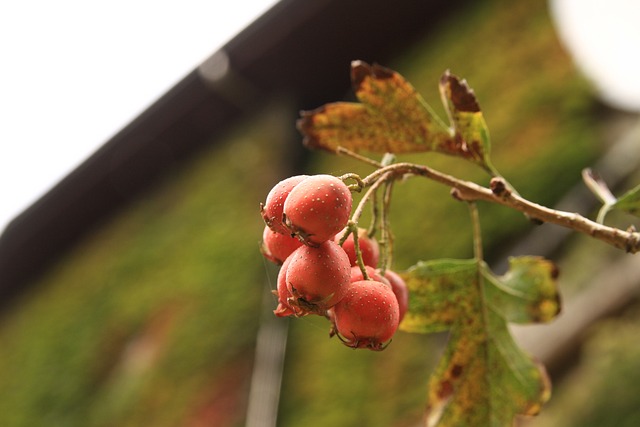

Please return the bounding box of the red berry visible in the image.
[383,270,409,323]
[261,225,303,265]
[261,175,308,235]
[273,256,298,317]
[283,175,352,246]
[336,227,380,267]
[349,265,388,285]
[285,240,351,315]
[333,279,399,350]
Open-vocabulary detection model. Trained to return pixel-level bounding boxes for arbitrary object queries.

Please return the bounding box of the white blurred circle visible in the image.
[550,0,640,111]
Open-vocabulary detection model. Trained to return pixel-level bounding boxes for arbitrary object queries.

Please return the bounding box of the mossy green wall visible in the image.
[0,0,625,426]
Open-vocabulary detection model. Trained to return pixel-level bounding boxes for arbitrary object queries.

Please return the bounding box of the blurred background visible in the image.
[1,0,639,426]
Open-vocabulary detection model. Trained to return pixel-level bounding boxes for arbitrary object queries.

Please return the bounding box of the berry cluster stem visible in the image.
[379,179,395,274]
[348,172,394,279]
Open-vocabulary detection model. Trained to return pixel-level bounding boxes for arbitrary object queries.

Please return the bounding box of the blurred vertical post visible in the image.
[245,279,289,427]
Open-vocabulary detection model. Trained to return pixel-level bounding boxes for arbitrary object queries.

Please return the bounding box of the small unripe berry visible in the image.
[286,240,351,315]
[283,175,352,246]
[333,279,400,350]
[261,175,308,235]
[336,227,380,267]
[261,225,303,265]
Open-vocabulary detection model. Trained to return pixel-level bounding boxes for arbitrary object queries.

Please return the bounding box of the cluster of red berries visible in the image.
[260,174,409,350]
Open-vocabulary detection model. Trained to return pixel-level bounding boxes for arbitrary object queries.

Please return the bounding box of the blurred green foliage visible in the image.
[0,0,632,426]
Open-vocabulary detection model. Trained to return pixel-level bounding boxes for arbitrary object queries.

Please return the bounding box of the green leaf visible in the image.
[612,183,640,217]
[297,61,492,169]
[400,257,559,426]
[484,257,560,324]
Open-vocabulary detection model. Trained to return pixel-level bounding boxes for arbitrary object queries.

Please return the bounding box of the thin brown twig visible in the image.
[361,162,640,254]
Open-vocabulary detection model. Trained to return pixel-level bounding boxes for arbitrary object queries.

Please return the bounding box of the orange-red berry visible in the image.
[336,227,380,267]
[261,175,308,235]
[333,279,399,350]
[261,225,303,265]
[383,269,409,323]
[285,240,351,315]
[283,175,352,246]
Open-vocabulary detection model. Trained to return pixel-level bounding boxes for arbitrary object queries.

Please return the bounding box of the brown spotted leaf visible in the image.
[298,61,492,169]
[298,61,451,154]
[400,257,559,426]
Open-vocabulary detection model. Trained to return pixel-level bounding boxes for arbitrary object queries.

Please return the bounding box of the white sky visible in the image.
[1,0,639,235]
[0,0,279,233]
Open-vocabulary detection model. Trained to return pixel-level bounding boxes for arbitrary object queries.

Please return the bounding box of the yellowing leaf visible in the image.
[439,71,492,168]
[297,62,493,170]
[298,61,451,154]
[484,257,560,324]
[400,257,559,426]
[400,259,478,334]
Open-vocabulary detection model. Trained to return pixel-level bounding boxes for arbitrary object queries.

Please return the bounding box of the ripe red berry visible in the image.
[285,240,351,315]
[383,269,409,323]
[333,279,399,351]
[336,227,380,267]
[283,174,352,246]
[273,256,297,317]
[261,225,303,265]
[261,175,308,235]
